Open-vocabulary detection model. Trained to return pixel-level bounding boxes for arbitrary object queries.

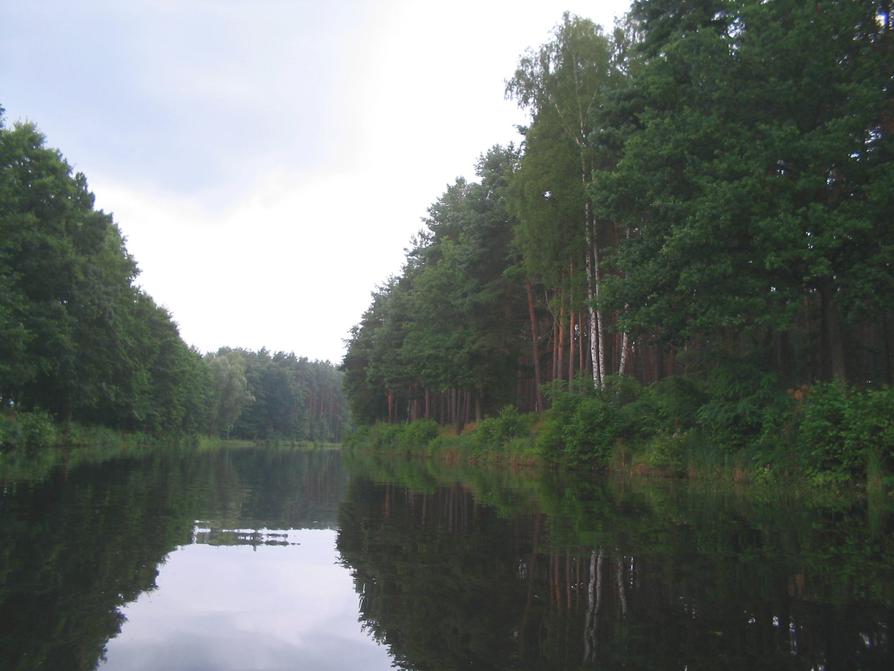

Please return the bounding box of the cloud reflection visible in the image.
[99,530,394,671]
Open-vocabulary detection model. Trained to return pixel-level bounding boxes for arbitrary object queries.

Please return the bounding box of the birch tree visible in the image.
[507,13,619,388]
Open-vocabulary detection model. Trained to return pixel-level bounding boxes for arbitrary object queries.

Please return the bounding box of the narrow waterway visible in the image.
[0,445,891,670]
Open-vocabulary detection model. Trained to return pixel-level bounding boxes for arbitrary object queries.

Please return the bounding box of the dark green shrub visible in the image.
[397,419,439,451]
[0,414,20,449]
[846,387,894,478]
[798,382,857,482]
[474,406,531,450]
[696,362,786,451]
[642,431,688,475]
[535,393,582,458]
[15,410,58,450]
[561,396,621,467]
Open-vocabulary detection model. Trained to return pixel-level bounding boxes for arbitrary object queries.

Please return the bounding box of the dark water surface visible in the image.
[1,446,892,670]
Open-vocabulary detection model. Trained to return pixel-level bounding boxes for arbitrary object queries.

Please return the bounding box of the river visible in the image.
[0,444,891,670]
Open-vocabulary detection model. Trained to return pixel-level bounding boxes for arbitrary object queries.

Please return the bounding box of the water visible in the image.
[0,445,892,670]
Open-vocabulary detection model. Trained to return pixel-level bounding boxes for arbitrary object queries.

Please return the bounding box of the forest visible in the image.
[0,108,348,447]
[343,0,894,483]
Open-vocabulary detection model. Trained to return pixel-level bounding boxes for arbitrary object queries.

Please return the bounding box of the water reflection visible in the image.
[0,446,892,670]
[0,447,393,671]
[336,460,894,671]
[100,532,393,671]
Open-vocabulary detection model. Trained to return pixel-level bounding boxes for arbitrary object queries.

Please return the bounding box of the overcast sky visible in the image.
[1,0,630,364]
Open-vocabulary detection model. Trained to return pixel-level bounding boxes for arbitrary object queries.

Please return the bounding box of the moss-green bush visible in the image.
[474,406,531,450]
[396,419,439,451]
[0,411,58,450]
[642,431,688,475]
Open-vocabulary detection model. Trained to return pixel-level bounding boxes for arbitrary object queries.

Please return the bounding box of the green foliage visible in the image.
[846,387,894,479]
[0,113,211,436]
[537,392,622,467]
[798,383,854,483]
[473,406,532,450]
[798,383,894,484]
[695,360,790,451]
[342,147,526,426]
[0,411,57,450]
[348,421,439,452]
[397,419,439,451]
[641,431,688,475]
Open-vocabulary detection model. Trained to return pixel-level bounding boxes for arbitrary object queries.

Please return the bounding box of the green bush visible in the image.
[642,431,688,475]
[0,411,58,450]
[845,387,894,476]
[798,384,894,484]
[396,419,439,451]
[564,396,622,466]
[0,414,19,448]
[798,382,857,482]
[696,361,787,451]
[479,406,530,448]
[531,394,619,467]
[535,393,582,459]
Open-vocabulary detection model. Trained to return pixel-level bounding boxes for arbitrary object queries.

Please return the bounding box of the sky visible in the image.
[1,0,631,364]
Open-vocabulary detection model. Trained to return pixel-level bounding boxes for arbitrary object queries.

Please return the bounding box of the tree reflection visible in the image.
[337,469,894,671]
[0,447,345,670]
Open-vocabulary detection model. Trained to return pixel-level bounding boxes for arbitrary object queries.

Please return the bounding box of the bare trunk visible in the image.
[579,311,585,376]
[618,331,629,377]
[525,281,544,411]
[387,389,394,423]
[551,316,559,382]
[557,299,565,384]
[583,548,604,664]
[584,215,601,388]
[592,220,606,387]
[820,280,847,382]
[615,554,627,617]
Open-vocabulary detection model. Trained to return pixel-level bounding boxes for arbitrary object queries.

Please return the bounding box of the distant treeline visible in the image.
[0,107,347,445]
[344,0,893,427]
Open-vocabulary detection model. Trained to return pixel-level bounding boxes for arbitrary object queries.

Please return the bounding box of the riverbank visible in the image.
[346,378,894,493]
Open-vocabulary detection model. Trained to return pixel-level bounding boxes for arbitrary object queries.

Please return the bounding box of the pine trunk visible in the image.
[525,281,544,411]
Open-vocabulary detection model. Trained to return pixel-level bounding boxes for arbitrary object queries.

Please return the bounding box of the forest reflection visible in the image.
[337,471,894,671]
[0,447,348,670]
[1,446,892,670]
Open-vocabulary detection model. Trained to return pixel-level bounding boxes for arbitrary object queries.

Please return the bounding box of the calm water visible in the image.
[0,446,892,670]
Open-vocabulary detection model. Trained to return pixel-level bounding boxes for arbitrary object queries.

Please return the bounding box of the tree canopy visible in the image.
[344,0,894,427]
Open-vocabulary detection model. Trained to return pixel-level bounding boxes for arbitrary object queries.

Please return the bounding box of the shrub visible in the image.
[696,362,787,451]
[798,382,856,482]
[561,396,622,467]
[535,393,582,459]
[0,411,58,450]
[396,419,439,451]
[473,406,532,451]
[642,431,688,475]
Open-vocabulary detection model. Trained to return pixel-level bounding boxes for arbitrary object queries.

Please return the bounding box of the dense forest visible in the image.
[0,107,348,446]
[343,0,893,481]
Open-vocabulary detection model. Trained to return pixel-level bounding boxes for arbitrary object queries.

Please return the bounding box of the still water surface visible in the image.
[1,445,892,670]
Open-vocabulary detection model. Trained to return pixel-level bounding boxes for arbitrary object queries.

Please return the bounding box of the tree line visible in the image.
[0,108,348,445]
[343,0,893,431]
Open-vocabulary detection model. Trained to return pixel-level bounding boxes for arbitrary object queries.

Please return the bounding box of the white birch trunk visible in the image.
[584,223,600,389]
[590,203,606,388]
[618,331,629,377]
[583,548,604,664]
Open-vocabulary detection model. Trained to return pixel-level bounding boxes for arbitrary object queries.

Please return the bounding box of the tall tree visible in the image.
[507,13,620,388]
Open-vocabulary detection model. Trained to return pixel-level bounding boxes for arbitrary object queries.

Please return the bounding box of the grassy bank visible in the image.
[346,377,894,492]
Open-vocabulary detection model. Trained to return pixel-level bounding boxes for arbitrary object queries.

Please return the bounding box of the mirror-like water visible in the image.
[1,446,891,670]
